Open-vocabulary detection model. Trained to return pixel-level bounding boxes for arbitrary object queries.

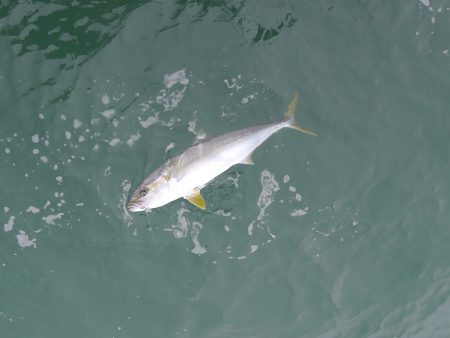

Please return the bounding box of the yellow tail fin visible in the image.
[284,92,318,136]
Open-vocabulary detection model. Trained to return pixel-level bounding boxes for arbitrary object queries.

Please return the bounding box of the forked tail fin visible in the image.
[283,92,318,136]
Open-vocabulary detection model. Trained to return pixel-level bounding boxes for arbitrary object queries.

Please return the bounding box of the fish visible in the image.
[127,93,316,212]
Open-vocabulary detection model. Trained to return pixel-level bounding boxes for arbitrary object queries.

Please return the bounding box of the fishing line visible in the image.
[145,209,170,294]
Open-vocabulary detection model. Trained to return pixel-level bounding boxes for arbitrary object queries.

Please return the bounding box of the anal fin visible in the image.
[184,190,206,209]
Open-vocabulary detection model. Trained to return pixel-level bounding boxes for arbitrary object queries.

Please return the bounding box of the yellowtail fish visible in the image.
[127,93,316,212]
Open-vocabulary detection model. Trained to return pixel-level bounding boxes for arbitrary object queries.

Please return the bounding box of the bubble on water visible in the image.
[191,221,206,255]
[248,170,280,236]
[126,132,141,147]
[26,206,40,214]
[291,209,307,217]
[165,142,175,153]
[108,138,121,146]
[164,69,189,89]
[139,115,158,128]
[73,119,82,129]
[16,231,36,248]
[158,89,186,112]
[250,245,258,254]
[104,166,112,176]
[119,180,133,227]
[101,93,110,105]
[101,109,115,118]
[172,207,190,238]
[31,134,39,143]
[4,216,15,232]
[42,213,64,225]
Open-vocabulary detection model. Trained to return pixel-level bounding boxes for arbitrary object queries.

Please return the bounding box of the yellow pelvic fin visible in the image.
[185,190,206,209]
[284,92,318,137]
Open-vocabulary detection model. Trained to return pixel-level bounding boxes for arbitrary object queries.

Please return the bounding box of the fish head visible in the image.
[127,171,171,212]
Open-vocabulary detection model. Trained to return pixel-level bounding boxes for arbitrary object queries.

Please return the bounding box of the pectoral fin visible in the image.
[184,190,206,209]
[240,154,254,165]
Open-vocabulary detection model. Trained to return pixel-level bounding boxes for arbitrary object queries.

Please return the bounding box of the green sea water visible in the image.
[1,0,450,337]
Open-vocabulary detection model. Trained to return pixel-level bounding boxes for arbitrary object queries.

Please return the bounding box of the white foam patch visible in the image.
[108,138,121,146]
[65,131,71,140]
[241,93,257,104]
[32,149,39,155]
[419,0,430,6]
[155,86,187,112]
[4,207,9,214]
[78,135,85,143]
[191,221,207,255]
[139,115,158,128]
[250,245,258,254]
[101,109,115,118]
[5,148,10,154]
[73,119,82,129]
[172,207,190,238]
[4,216,15,232]
[291,209,307,217]
[283,175,290,183]
[126,132,141,147]
[16,231,37,248]
[42,213,64,225]
[26,206,40,214]
[40,156,48,163]
[101,93,110,105]
[31,134,39,143]
[164,69,189,89]
[247,170,280,236]
[119,180,133,227]
[56,176,62,183]
[104,166,111,176]
[39,113,44,119]
[165,142,175,153]
[224,77,243,90]
[188,112,206,139]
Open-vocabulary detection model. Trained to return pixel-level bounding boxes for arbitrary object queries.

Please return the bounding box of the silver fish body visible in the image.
[127,93,315,212]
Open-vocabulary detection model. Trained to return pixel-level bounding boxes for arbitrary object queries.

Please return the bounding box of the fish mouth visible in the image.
[127,201,145,212]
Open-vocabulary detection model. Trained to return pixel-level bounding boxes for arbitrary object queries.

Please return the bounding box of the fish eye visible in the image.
[140,189,148,197]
